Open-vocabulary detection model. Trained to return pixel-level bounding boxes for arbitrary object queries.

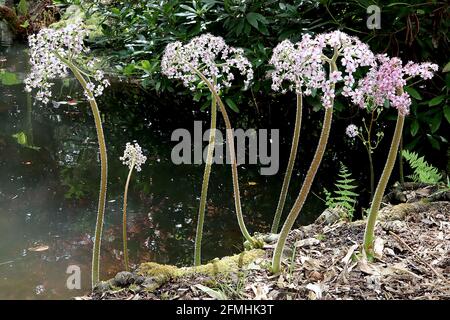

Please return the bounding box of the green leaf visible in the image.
[428,95,445,107]
[410,119,419,136]
[225,98,239,113]
[20,20,30,29]
[430,113,442,133]
[12,132,40,150]
[405,87,422,100]
[246,12,267,31]
[443,105,450,124]
[17,0,29,16]
[110,8,121,15]
[246,12,259,29]
[122,64,136,76]
[13,132,27,145]
[443,61,450,73]
[0,71,21,86]
[193,91,203,102]
[194,284,227,300]
[427,134,440,150]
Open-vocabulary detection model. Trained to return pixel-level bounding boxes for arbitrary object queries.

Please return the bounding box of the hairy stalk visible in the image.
[271,94,303,233]
[272,60,337,273]
[191,68,256,246]
[272,107,333,273]
[194,94,217,266]
[363,96,405,256]
[66,60,108,288]
[399,135,405,185]
[122,159,135,271]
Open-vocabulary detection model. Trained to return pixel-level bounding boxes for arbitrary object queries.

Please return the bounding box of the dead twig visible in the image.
[389,231,447,281]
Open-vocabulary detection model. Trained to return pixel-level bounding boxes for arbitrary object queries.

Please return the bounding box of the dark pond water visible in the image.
[0,44,327,299]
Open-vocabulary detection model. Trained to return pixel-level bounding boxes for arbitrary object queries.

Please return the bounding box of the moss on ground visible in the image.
[138,249,265,281]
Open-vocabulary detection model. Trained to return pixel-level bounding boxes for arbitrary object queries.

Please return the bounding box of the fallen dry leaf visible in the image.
[28,245,49,252]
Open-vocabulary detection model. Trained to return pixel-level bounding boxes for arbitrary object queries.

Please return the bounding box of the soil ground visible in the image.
[82,200,450,300]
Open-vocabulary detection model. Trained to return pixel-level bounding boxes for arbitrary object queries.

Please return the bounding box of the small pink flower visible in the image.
[269,30,375,109]
[351,54,438,115]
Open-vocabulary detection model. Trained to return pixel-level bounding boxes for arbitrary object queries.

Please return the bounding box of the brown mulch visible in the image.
[84,201,450,300]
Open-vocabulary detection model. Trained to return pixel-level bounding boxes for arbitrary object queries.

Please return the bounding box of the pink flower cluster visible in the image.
[161,34,253,92]
[352,54,438,115]
[25,24,110,104]
[270,31,375,108]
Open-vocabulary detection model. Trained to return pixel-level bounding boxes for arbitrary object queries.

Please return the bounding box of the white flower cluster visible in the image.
[345,124,359,138]
[25,23,110,104]
[269,36,325,95]
[120,142,147,172]
[161,33,254,92]
[270,31,375,109]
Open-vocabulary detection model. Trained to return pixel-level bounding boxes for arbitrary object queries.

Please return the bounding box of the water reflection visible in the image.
[0,44,324,299]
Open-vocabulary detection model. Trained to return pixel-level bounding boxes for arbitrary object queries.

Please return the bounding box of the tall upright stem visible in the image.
[271,94,303,233]
[67,61,108,288]
[194,94,217,266]
[364,100,405,256]
[272,60,337,273]
[191,68,256,246]
[272,107,333,273]
[122,160,135,271]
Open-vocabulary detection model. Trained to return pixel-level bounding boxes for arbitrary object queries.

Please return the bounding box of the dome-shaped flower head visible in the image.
[351,54,438,116]
[25,23,110,104]
[345,124,359,138]
[270,31,375,109]
[161,34,253,92]
[269,35,326,95]
[120,142,147,172]
[313,31,375,108]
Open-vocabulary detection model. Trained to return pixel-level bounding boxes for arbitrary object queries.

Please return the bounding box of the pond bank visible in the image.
[81,196,450,300]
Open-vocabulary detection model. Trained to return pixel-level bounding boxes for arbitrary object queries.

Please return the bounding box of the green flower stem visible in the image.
[365,111,376,200]
[367,143,375,200]
[194,94,217,266]
[122,159,135,271]
[191,68,256,246]
[363,95,405,256]
[271,93,303,233]
[272,61,337,274]
[64,58,108,288]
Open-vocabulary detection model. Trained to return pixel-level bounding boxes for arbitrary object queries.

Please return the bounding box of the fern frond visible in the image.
[402,150,442,184]
[323,163,359,221]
